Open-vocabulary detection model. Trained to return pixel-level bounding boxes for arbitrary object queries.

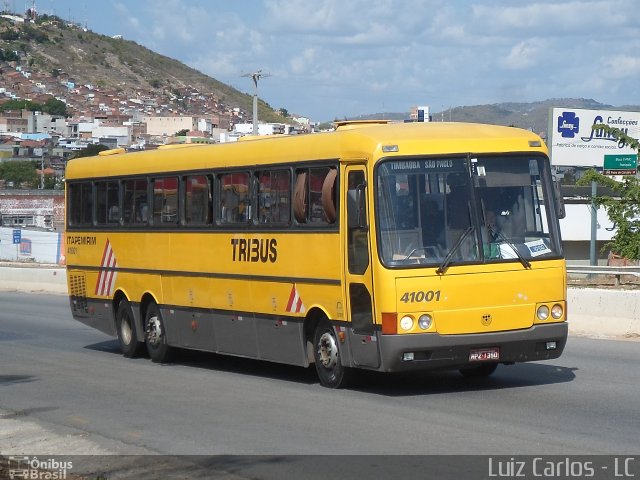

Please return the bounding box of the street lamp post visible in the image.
[241,70,270,135]
[40,152,44,189]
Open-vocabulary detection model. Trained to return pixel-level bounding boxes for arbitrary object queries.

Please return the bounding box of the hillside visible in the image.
[352,99,640,137]
[1,15,638,131]
[0,14,284,123]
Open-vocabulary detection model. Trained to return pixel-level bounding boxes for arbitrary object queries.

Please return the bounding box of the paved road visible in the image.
[1,292,639,476]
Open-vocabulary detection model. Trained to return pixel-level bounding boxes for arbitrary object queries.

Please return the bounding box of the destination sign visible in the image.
[379,158,465,175]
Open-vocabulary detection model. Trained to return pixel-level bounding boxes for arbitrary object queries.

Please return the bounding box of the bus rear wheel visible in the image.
[144,302,173,363]
[313,319,351,389]
[459,363,498,377]
[115,299,143,358]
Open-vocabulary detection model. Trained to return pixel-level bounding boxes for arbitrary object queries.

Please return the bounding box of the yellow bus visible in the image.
[65,121,568,388]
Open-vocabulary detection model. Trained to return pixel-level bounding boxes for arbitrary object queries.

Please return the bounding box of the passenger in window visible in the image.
[138,203,148,222]
[108,205,120,222]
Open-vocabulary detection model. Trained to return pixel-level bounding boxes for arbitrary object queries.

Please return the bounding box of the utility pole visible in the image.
[241,70,270,135]
[589,177,598,266]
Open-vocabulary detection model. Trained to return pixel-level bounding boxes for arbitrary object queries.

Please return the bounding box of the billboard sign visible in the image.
[549,107,640,168]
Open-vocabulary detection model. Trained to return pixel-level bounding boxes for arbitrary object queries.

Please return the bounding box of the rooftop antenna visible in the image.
[241,69,270,135]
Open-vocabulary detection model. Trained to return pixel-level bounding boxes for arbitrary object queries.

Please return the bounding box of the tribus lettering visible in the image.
[231,238,278,263]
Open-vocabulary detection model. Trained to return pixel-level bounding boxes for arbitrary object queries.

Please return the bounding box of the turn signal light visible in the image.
[381,312,397,334]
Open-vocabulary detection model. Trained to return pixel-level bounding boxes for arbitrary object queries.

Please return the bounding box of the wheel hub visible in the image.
[120,316,133,344]
[146,315,162,347]
[318,332,338,369]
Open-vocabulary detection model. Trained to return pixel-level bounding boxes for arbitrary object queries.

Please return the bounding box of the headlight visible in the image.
[418,314,433,330]
[551,304,563,319]
[399,315,414,331]
[537,305,550,320]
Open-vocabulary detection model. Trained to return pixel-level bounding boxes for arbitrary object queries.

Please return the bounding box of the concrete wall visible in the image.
[567,288,640,338]
[0,264,67,293]
[0,227,64,264]
[0,264,637,339]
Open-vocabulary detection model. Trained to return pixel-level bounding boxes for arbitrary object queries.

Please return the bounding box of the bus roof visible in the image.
[65,122,548,179]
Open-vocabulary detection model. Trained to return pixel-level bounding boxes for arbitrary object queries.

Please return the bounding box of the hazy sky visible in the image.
[27,0,640,121]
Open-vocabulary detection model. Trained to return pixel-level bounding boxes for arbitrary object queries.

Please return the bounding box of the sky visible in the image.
[19,0,640,121]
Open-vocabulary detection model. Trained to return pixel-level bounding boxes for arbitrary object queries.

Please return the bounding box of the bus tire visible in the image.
[313,319,351,388]
[115,299,143,358]
[144,302,174,363]
[459,363,498,378]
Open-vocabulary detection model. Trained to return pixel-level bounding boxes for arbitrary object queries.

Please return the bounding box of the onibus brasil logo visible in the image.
[7,456,73,479]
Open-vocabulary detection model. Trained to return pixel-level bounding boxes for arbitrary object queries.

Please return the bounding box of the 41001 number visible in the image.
[400,290,441,303]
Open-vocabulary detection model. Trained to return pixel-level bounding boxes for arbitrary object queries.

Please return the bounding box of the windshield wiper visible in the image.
[436,226,474,275]
[489,226,531,269]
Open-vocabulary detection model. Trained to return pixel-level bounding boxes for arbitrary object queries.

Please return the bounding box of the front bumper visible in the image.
[378,322,568,372]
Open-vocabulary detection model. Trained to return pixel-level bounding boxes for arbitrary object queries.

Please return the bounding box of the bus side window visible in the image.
[257,170,290,224]
[96,180,120,226]
[309,167,328,223]
[294,167,336,225]
[347,170,368,274]
[185,175,211,225]
[123,178,149,225]
[67,182,93,227]
[293,171,307,223]
[153,176,178,225]
[321,168,337,224]
[220,172,250,224]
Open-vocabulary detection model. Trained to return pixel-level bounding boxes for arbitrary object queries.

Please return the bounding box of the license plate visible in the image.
[469,347,500,362]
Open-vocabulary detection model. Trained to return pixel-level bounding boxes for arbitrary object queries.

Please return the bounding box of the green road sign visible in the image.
[603,154,638,175]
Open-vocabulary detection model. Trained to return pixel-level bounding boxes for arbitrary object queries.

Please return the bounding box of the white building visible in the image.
[234,123,285,136]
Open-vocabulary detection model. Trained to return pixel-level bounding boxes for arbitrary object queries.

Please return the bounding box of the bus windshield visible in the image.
[375,155,562,268]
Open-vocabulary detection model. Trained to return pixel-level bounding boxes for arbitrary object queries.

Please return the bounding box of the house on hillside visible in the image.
[142,115,198,137]
[0,112,28,134]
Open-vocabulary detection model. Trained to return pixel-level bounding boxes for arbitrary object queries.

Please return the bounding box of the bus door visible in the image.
[345,166,380,369]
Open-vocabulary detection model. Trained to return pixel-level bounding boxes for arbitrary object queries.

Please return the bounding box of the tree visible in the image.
[578,125,640,259]
[43,174,59,189]
[0,99,40,112]
[0,161,38,188]
[175,129,189,136]
[278,108,289,117]
[43,97,67,116]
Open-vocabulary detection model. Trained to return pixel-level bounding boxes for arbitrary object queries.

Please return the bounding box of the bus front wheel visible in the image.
[144,302,173,363]
[313,319,351,389]
[115,299,143,358]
